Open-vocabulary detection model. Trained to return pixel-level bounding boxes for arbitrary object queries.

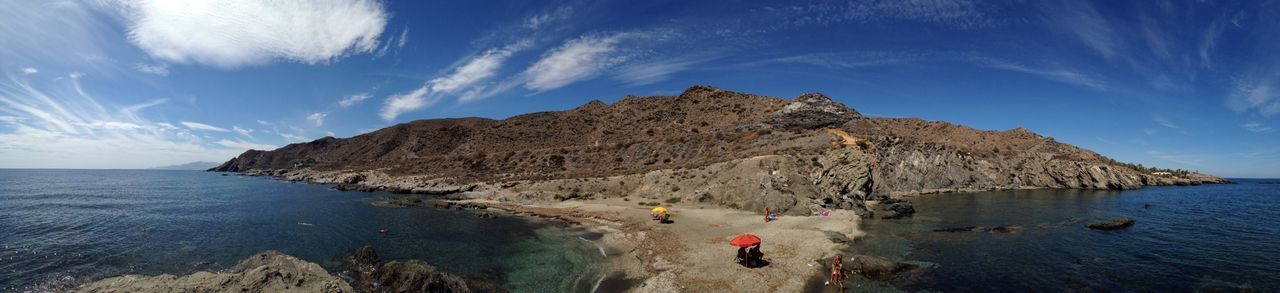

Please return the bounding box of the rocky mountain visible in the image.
[211,85,1227,215]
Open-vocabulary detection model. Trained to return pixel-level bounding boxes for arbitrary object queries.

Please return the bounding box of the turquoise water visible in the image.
[0,169,606,292]
[850,180,1280,292]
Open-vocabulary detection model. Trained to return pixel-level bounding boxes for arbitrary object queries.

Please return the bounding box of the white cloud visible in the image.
[232,125,253,138]
[120,0,388,68]
[215,139,275,151]
[338,93,372,107]
[1241,122,1272,133]
[21,67,38,75]
[180,121,229,132]
[134,63,170,76]
[256,120,270,125]
[379,86,434,121]
[306,112,327,126]
[524,34,628,92]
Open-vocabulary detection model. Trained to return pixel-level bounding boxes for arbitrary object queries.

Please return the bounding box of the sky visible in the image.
[0,0,1277,177]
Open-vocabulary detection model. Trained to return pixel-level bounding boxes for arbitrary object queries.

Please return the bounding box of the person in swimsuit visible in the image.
[831,253,845,290]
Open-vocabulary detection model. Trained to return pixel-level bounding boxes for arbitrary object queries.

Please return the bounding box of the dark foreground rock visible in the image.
[1087,217,1135,230]
[846,255,918,280]
[79,248,477,293]
[344,245,474,293]
[77,251,353,293]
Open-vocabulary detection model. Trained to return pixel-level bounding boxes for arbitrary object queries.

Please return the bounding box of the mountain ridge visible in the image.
[211,85,1227,215]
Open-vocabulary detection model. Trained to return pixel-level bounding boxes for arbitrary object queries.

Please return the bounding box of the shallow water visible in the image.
[850,180,1280,292]
[0,169,606,292]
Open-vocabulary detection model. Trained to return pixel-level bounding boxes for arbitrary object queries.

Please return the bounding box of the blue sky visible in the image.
[1,0,1277,177]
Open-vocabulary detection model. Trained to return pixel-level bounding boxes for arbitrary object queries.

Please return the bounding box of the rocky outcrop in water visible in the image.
[209,85,1228,216]
[845,255,918,280]
[77,251,353,293]
[344,246,472,293]
[79,249,476,293]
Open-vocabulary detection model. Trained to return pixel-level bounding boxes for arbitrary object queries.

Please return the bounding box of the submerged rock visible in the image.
[990,225,1022,234]
[343,245,472,293]
[876,199,916,219]
[846,255,918,280]
[1087,217,1135,230]
[932,226,982,232]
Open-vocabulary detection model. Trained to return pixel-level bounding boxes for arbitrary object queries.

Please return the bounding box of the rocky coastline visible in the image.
[196,85,1231,291]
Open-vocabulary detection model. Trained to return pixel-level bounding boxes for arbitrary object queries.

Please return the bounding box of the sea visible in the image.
[0,169,607,292]
[848,179,1280,292]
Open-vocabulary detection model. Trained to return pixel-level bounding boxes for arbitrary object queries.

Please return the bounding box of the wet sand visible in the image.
[462,198,864,292]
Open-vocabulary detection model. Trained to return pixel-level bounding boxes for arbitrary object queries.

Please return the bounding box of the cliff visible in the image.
[211,85,1227,215]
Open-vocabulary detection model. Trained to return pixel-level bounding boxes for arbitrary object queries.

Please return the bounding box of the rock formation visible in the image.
[210,85,1228,216]
[77,251,353,293]
[80,248,476,293]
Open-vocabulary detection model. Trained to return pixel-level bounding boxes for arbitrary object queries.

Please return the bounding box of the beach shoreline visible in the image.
[447,197,864,292]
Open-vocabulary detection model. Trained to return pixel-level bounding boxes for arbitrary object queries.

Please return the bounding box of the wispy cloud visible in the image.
[0,74,239,168]
[1227,76,1280,117]
[1042,0,1121,60]
[967,57,1106,90]
[614,57,705,87]
[524,6,573,29]
[1241,122,1272,133]
[1152,115,1178,129]
[215,139,275,151]
[134,63,170,76]
[766,0,999,30]
[306,112,327,127]
[280,132,309,143]
[397,26,409,49]
[378,42,531,119]
[1146,150,1204,167]
[232,125,254,138]
[21,67,38,75]
[180,121,229,132]
[120,0,388,68]
[338,93,372,107]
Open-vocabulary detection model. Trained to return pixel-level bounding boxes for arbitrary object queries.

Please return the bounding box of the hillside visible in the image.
[211,85,1227,215]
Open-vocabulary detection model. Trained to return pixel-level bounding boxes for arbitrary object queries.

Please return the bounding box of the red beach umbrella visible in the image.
[729,233,761,247]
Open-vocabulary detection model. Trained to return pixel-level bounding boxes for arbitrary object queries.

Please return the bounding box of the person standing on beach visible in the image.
[831,253,845,291]
[764,206,771,222]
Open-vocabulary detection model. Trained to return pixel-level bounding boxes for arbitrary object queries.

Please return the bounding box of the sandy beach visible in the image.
[466,197,865,292]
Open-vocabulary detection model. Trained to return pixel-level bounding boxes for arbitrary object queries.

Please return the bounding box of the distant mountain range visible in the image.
[151,161,222,170]
[210,85,1227,215]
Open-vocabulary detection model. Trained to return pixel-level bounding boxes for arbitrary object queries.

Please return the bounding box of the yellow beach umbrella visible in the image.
[651,206,668,214]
